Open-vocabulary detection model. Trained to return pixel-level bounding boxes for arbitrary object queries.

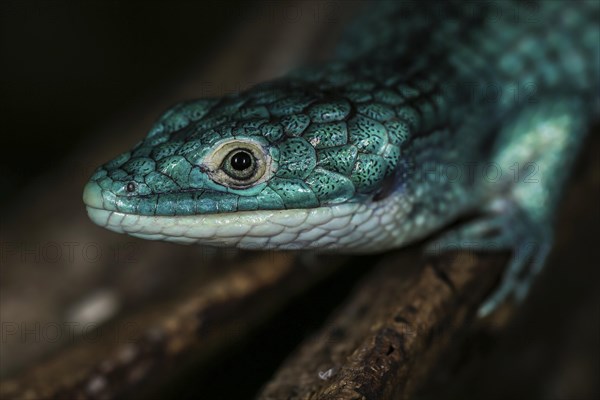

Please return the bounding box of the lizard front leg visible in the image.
[426,99,588,316]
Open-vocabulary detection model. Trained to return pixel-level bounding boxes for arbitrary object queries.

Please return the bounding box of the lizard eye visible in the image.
[203,139,272,189]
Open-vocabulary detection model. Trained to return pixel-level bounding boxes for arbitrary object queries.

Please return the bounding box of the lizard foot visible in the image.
[425,199,552,317]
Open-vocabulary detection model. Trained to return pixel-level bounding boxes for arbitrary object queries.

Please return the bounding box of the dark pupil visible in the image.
[230,151,252,171]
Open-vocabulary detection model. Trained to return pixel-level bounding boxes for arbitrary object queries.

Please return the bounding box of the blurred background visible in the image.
[1,1,598,399]
[1,0,252,204]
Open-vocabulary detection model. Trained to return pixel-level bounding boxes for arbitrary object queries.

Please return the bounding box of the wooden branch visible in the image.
[0,253,348,400]
[258,250,507,400]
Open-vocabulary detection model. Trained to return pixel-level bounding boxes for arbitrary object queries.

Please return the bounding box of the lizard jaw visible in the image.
[85,198,414,252]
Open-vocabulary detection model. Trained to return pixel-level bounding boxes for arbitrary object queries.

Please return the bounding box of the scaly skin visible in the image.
[84,1,599,311]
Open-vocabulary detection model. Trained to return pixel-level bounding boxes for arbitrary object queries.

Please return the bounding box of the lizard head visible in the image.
[83,76,409,250]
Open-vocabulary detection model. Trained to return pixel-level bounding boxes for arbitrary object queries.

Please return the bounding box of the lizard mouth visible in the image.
[84,180,368,249]
[83,180,415,252]
[84,202,370,250]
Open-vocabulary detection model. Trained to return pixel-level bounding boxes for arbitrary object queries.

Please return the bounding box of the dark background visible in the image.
[0,0,253,205]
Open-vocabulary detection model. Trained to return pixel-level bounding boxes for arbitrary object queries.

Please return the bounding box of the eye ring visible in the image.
[202,139,273,189]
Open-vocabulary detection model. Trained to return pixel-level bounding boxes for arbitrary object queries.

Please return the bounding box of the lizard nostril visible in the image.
[126,182,136,193]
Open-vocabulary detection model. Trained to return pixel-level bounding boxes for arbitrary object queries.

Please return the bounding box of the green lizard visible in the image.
[83,1,599,315]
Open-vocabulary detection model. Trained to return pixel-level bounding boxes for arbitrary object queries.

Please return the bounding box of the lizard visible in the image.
[83,0,599,316]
